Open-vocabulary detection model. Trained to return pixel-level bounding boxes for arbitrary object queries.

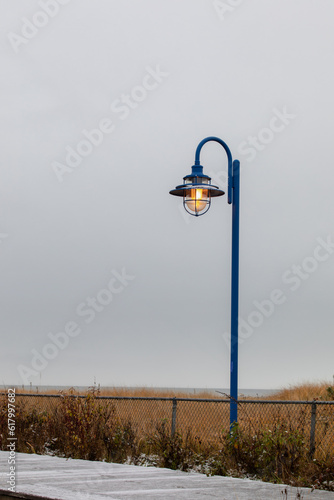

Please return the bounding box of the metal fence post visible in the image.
[309,401,317,459]
[171,397,177,437]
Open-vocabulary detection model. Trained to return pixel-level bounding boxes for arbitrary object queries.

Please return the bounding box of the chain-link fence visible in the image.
[1,393,333,459]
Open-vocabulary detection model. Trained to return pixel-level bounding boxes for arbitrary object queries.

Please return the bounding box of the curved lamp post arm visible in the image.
[194,136,233,204]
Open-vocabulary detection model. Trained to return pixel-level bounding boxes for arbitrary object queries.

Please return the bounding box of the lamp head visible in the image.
[169,164,225,216]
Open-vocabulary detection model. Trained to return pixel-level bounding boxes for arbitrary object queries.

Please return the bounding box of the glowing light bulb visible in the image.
[185,188,209,214]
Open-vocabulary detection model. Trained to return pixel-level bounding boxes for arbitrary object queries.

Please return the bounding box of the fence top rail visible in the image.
[2,393,334,404]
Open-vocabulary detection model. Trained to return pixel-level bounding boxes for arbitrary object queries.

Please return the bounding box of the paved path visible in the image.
[0,452,333,500]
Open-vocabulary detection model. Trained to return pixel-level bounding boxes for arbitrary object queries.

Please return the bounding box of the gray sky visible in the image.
[1,0,333,391]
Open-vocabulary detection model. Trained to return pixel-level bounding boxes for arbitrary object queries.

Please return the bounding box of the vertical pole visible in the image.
[309,401,317,458]
[230,160,240,428]
[171,397,177,437]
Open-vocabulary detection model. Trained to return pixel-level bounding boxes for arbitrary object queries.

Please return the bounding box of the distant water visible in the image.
[1,385,278,398]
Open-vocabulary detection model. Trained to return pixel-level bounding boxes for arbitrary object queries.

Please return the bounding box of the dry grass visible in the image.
[14,386,220,399]
[8,382,334,456]
[12,381,334,401]
[8,384,334,457]
[98,387,219,398]
[269,382,334,401]
[6,383,334,458]
[1,387,333,491]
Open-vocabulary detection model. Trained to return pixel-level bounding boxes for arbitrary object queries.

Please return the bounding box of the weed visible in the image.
[0,388,333,491]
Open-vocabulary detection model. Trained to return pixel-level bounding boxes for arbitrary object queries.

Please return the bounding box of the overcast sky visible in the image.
[1,0,333,391]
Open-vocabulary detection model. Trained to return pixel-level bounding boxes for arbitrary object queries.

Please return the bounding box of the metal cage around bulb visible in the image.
[169,165,225,216]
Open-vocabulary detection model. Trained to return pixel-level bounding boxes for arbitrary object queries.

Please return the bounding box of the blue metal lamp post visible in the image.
[169,136,240,427]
